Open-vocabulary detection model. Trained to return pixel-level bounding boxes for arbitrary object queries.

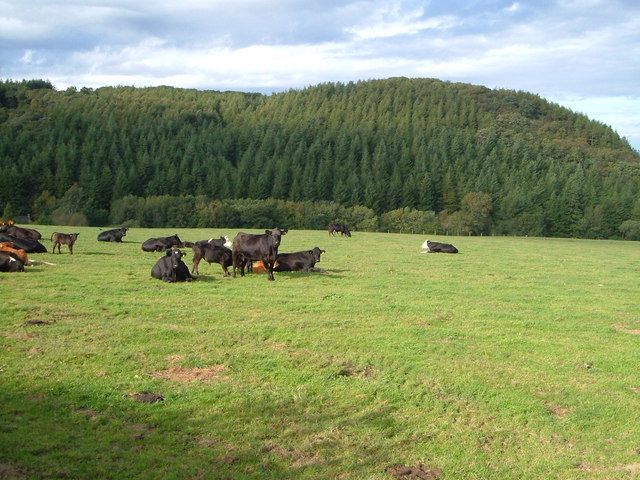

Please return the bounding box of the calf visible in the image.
[0,251,25,272]
[232,228,287,281]
[191,243,233,276]
[275,247,325,272]
[51,232,79,254]
[151,249,193,282]
[142,234,183,252]
[0,224,42,241]
[0,233,47,253]
[97,227,128,242]
[422,240,458,254]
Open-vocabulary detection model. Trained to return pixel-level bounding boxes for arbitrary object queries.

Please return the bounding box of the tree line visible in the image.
[1,77,639,239]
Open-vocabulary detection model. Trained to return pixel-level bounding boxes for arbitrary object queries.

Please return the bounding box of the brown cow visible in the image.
[0,242,28,264]
[51,232,79,254]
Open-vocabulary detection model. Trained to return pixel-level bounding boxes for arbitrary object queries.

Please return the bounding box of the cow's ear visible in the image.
[321,249,326,253]
[265,230,271,235]
[282,229,288,235]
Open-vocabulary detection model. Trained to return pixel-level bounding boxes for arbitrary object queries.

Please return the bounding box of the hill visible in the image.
[1,78,639,238]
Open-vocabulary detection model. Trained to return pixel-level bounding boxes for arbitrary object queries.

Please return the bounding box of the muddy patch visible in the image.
[76,408,99,421]
[261,443,322,468]
[0,462,27,479]
[549,404,571,419]
[152,365,227,383]
[385,464,442,480]
[165,354,184,364]
[335,363,375,379]
[24,319,53,326]
[127,392,164,403]
[127,423,155,440]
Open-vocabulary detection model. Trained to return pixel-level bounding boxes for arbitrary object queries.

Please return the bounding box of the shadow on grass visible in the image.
[79,252,117,256]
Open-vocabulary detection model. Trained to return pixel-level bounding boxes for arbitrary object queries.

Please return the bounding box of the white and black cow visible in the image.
[421,240,458,254]
[0,251,25,272]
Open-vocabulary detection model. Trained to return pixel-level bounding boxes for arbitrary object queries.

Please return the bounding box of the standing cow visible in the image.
[232,228,287,281]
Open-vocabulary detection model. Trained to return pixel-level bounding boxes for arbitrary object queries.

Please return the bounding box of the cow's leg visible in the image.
[192,252,201,275]
[265,258,275,281]
[69,243,73,255]
[222,264,230,277]
[232,251,238,277]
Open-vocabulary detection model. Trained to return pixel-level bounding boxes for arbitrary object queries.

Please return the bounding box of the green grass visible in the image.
[1,226,640,479]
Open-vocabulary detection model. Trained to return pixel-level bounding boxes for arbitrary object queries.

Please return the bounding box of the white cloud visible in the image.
[505,2,520,13]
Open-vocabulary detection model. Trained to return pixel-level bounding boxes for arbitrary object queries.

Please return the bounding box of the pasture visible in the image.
[1,226,639,479]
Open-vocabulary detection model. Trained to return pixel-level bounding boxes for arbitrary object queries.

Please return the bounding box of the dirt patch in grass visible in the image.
[152,365,227,383]
[261,443,322,468]
[385,464,442,480]
[127,392,164,403]
[336,363,375,379]
[165,354,184,364]
[3,331,37,341]
[127,423,155,440]
[549,404,571,419]
[24,319,53,326]
[76,408,99,421]
[614,324,640,335]
[0,462,27,479]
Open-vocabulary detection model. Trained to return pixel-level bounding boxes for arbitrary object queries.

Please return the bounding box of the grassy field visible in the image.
[1,226,640,479]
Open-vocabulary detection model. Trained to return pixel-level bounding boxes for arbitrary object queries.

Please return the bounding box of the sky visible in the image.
[2,0,639,150]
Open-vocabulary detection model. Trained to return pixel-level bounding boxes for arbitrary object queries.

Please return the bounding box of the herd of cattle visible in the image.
[0,222,459,277]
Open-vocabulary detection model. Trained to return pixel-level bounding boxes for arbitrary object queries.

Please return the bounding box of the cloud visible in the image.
[1,0,639,149]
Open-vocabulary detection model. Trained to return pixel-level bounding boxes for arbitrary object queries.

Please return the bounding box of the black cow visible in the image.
[275,247,325,272]
[151,249,193,282]
[0,233,47,253]
[97,227,128,242]
[328,223,351,237]
[423,240,458,254]
[0,251,24,272]
[232,228,287,281]
[191,243,233,276]
[142,234,183,252]
[0,224,42,241]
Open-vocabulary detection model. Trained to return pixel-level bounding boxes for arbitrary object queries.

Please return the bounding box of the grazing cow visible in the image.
[232,228,287,281]
[0,224,42,241]
[97,227,128,242]
[275,247,326,272]
[51,232,79,254]
[0,233,47,253]
[0,242,29,264]
[151,249,193,282]
[191,243,233,276]
[0,251,24,272]
[142,234,183,252]
[328,223,352,237]
[421,240,458,254]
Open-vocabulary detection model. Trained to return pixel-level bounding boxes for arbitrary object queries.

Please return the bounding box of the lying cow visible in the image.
[0,251,24,272]
[97,227,128,242]
[421,240,458,254]
[51,232,79,254]
[191,243,233,276]
[142,234,183,252]
[232,228,287,281]
[0,233,47,253]
[275,247,326,272]
[151,249,193,282]
[0,224,42,241]
[0,242,29,264]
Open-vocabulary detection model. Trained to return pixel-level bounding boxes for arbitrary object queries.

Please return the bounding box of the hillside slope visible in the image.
[0,78,638,237]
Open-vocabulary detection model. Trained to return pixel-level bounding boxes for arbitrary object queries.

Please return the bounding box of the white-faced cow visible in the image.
[0,251,25,272]
[151,249,193,282]
[97,227,128,242]
[421,240,458,254]
[232,228,287,281]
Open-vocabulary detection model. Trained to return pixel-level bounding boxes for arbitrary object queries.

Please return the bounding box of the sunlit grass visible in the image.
[1,226,640,479]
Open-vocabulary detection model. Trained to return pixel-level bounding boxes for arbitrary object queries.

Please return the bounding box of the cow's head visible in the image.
[311,247,326,262]
[265,228,287,248]
[121,227,128,235]
[71,233,79,241]
[166,249,184,270]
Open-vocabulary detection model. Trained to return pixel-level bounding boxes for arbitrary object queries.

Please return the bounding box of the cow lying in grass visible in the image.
[0,251,24,272]
[0,242,29,264]
[421,240,459,254]
[97,227,128,242]
[151,250,193,282]
[0,233,47,253]
[251,247,326,273]
[142,234,183,252]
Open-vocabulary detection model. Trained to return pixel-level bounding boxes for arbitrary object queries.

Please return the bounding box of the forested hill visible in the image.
[1,77,639,238]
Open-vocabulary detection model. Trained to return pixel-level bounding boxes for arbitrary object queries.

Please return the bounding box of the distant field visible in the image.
[1,226,640,479]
